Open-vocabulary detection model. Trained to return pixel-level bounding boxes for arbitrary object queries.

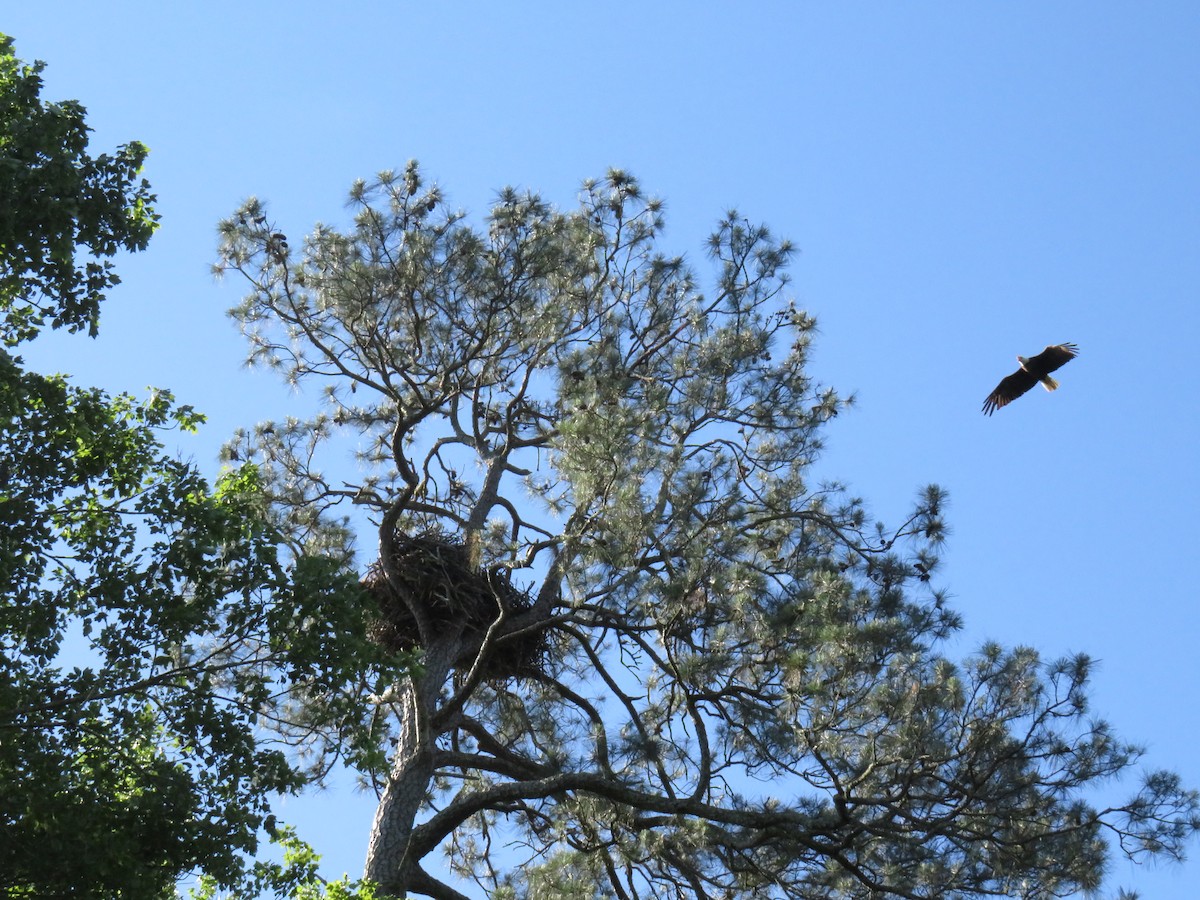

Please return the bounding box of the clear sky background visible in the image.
[7,3,1199,897]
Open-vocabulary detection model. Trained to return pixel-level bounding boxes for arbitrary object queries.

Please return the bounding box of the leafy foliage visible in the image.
[0,361,290,895]
[0,32,158,344]
[0,358,411,899]
[0,34,413,898]
[220,164,1198,899]
[190,824,397,900]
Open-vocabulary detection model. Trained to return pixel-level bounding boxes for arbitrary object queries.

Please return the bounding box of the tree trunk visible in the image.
[363,640,457,895]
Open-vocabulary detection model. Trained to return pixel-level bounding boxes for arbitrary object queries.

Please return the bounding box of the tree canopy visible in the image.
[218,162,1200,899]
[0,33,156,344]
[0,34,404,898]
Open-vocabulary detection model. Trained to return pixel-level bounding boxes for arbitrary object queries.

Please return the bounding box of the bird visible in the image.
[982,343,1079,415]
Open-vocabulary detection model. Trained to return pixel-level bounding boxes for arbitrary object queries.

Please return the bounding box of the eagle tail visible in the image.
[1040,375,1060,392]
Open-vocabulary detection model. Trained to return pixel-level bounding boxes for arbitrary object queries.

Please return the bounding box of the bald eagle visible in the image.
[982,343,1079,415]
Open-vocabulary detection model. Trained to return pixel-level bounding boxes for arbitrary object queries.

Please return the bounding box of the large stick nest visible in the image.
[363,530,548,681]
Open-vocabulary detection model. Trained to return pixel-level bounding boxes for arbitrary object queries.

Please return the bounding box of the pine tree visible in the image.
[219,163,1199,899]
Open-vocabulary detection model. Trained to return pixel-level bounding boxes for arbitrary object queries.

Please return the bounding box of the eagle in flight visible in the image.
[982,343,1079,415]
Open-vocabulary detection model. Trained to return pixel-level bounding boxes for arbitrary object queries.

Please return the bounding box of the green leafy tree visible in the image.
[0,34,408,898]
[219,162,1199,899]
[0,32,156,344]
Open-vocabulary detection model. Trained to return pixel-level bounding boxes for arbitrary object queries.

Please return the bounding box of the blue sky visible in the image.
[8,3,1200,896]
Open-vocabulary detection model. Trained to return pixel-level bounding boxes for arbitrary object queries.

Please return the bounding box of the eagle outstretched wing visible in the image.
[982,343,1079,415]
[982,370,1040,416]
[1025,342,1079,376]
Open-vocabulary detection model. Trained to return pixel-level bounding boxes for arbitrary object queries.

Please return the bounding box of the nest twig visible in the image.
[363,530,547,680]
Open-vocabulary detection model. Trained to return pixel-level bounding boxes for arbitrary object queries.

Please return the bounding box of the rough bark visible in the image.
[363,640,458,895]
